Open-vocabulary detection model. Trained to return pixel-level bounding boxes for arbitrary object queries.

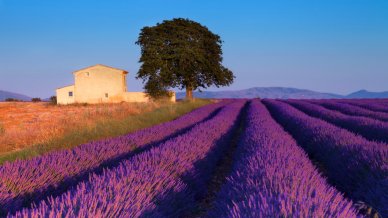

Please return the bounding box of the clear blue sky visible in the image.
[0,0,387,98]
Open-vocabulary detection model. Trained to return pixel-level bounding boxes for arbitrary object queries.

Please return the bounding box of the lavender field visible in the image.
[2,99,388,217]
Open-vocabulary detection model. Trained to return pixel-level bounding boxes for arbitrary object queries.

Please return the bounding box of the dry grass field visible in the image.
[0,100,211,163]
[0,102,159,153]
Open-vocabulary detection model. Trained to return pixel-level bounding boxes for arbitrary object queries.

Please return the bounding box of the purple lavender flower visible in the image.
[208,100,358,217]
[263,99,388,217]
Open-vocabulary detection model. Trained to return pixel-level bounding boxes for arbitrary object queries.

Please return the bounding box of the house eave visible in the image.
[56,84,74,90]
[72,64,128,75]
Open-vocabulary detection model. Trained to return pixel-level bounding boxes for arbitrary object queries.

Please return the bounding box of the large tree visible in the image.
[136,18,234,100]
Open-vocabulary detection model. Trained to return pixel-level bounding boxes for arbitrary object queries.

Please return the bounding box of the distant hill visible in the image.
[346,89,388,99]
[0,90,31,101]
[177,87,388,99]
[176,87,342,99]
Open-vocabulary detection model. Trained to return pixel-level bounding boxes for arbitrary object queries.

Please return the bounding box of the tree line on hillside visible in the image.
[3,96,57,104]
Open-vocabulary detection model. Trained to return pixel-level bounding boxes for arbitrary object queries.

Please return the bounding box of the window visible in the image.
[69,91,73,97]
[86,72,89,76]
[105,93,108,98]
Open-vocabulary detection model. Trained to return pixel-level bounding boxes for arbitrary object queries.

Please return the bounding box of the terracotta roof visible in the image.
[72,64,128,74]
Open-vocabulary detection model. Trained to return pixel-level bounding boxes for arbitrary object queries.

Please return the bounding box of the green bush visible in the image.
[49,96,57,104]
[5,98,22,102]
[31,98,42,102]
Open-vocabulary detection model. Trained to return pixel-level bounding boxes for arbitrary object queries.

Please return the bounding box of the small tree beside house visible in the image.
[49,96,57,104]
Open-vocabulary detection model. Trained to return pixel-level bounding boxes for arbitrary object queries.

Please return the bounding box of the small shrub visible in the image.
[49,96,57,105]
[31,98,42,102]
[5,98,21,102]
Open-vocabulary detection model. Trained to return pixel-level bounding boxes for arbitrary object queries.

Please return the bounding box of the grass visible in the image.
[0,99,212,164]
[0,122,4,135]
[0,101,161,153]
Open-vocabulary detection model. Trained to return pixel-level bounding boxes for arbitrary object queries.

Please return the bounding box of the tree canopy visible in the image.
[136,18,234,99]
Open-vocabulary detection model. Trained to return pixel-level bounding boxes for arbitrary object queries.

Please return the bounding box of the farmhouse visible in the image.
[56,64,175,104]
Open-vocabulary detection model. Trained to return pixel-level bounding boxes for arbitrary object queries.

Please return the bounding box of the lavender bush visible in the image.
[339,99,388,113]
[309,100,388,122]
[0,100,228,214]
[285,99,388,143]
[208,100,358,217]
[2,98,387,217]
[11,100,246,217]
[263,99,388,217]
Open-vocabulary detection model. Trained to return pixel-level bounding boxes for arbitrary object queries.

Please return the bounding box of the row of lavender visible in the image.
[263,99,388,217]
[283,99,388,144]
[11,100,246,217]
[338,99,388,113]
[208,100,357,217]
[308,99,388,122]
[0,100,229,214]
[4,98,388,216]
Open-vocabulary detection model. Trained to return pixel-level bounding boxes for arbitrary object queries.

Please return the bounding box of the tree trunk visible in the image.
[186,86,193,100]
